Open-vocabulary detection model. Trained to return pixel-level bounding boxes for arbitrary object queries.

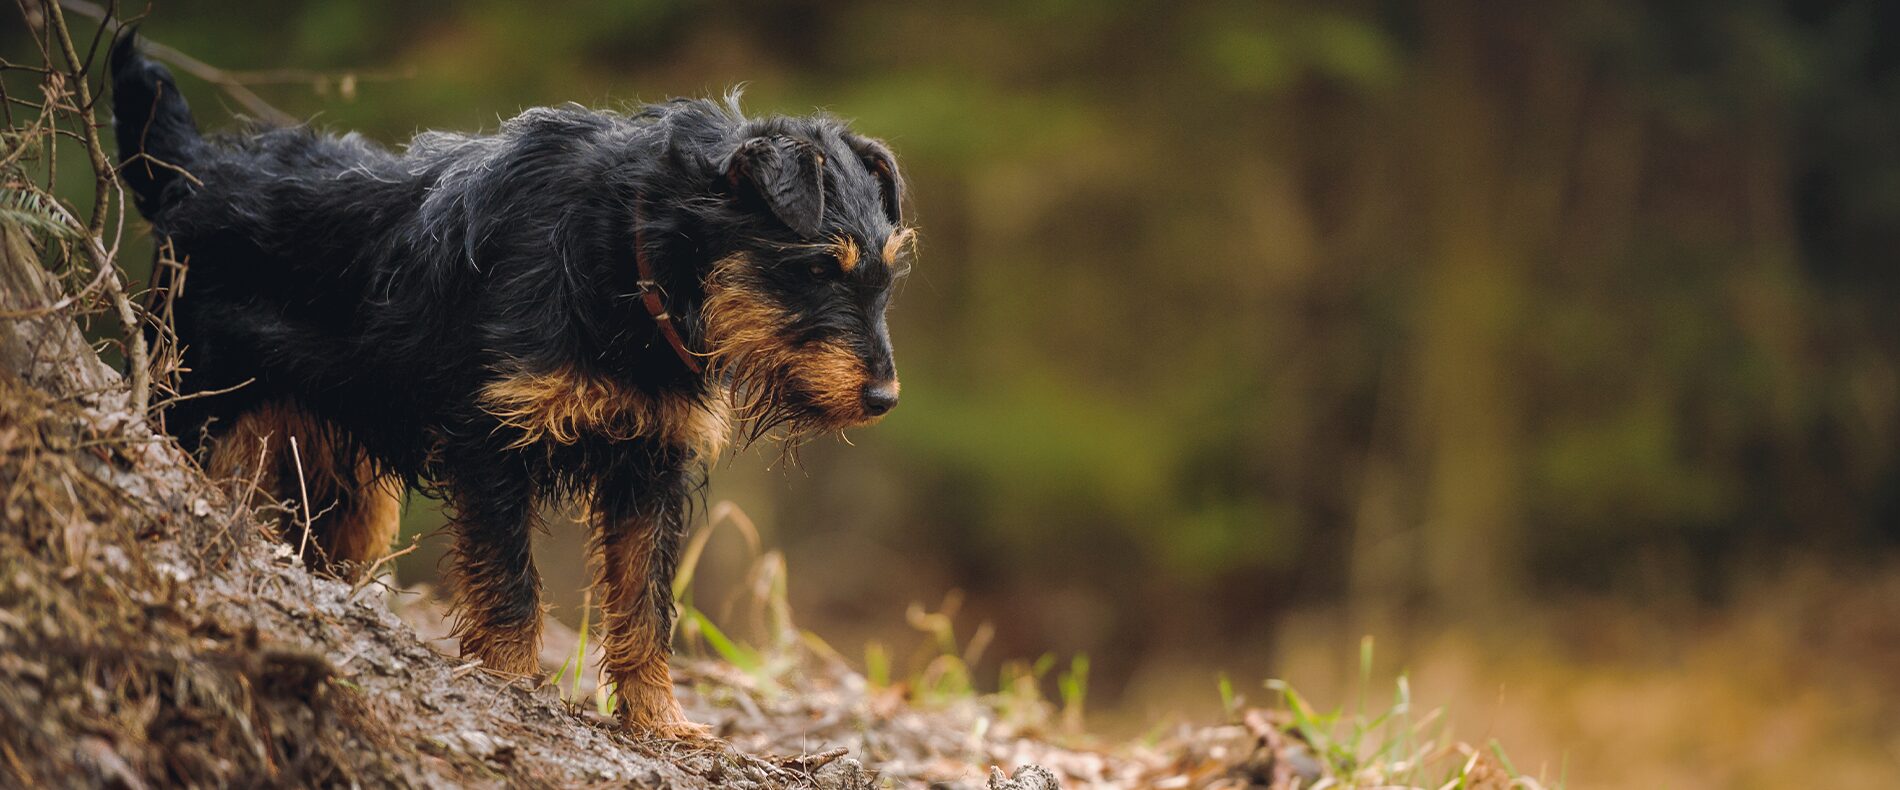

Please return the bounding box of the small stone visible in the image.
[434,729,511,760]
[987,764,1061,790]
[1281,743,1324,784]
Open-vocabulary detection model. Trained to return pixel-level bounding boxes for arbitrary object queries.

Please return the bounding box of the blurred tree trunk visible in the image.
[1411,1,1528,616]
[1407,1,1588,617]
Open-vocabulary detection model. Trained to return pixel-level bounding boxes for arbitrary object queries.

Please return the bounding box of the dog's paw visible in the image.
[647,718,717,742]
[617,699,717,741]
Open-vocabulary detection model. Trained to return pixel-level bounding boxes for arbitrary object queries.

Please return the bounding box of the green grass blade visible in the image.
[685,607,761,673]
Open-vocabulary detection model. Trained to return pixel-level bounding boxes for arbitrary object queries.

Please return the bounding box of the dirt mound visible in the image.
[0,223,887,787]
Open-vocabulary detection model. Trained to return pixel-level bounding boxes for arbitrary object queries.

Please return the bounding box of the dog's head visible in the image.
[692,118,912,440]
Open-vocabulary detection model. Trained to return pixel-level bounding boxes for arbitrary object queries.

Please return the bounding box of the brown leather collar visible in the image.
[632,195,703,374]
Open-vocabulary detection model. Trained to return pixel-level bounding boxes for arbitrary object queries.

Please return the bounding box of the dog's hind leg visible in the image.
[202,402,400,579]
[443,467,544,678]
[204,404,292,505]
[317,462,403,576]
[586,460,708,739]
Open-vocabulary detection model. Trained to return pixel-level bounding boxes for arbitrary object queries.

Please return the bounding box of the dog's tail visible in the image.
[110,29,205,220]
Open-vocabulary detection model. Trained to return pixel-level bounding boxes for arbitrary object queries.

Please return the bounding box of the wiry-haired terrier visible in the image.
[111,35,910,738]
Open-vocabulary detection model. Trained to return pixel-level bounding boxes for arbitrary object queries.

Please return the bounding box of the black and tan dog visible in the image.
[110,35,909,738]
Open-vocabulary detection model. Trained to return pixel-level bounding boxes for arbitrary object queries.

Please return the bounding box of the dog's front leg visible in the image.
[445,462,544,678]
[586,456,709,740]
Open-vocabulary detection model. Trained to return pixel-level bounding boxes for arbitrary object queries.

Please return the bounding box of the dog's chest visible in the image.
[477,369,730,460]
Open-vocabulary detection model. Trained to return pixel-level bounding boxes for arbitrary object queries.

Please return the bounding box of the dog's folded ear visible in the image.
[847,135,903,225]
[723,135,826,237]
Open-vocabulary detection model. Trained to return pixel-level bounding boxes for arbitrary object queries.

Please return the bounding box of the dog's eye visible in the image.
[810,253,851,279]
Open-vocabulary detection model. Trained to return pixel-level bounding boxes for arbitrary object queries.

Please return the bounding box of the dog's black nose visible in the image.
[861,380,900,417]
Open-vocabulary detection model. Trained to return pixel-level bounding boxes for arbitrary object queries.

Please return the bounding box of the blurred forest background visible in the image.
[11,1,1900,786]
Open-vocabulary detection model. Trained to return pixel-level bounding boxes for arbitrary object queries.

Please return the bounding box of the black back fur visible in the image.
[110,34,909,485]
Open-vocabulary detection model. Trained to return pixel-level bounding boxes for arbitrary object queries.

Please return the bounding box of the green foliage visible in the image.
[683,607,775,687]
[864,640,891,689]
[0,187,79,242]
[1201,7,1399,93]
[571,593,590,701]
[1057,654,1089,733]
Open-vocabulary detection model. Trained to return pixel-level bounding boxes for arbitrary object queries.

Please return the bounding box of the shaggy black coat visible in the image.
[109,33,908,737]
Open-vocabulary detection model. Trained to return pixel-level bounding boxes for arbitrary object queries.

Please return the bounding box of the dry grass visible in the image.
[1254,569,1900,790]
[0,373,404,786]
